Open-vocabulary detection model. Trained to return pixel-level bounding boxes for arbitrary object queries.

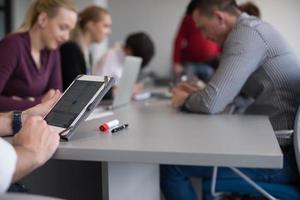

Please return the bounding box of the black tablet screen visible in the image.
[45,80,103,128]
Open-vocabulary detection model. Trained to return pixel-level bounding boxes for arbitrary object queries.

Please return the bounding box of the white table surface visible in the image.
[54,100,283,169]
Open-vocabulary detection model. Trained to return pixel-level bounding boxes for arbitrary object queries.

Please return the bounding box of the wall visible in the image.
[109,0,300,78]
[237,0,300,59]
[108,0,188,77]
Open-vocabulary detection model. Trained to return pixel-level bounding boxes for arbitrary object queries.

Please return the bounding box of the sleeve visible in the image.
[173,16,190,64]
[60,43,85,90]
[0,36,37,111]
[93,51,110,76]
[45,50,63,91]
[0,97,36,112]
[0,138,17,193]
[0,36,19,93]
[185,25,267,114]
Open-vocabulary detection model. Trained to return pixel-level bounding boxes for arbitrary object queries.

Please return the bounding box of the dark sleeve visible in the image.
[0,35,36,111]
[60,42,86,91]
[185,26,266,114]
[173,16,189,64]
[0,36,18,93]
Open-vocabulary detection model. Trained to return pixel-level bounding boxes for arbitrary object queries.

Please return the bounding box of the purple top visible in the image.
[0,32,62,111]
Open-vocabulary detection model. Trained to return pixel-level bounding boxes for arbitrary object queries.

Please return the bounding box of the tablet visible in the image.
[45,75,114,140]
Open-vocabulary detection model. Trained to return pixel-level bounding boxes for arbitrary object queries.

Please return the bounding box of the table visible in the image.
[53,99,282,200]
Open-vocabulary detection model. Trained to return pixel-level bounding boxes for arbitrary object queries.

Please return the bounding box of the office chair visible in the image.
[202,105,300,200]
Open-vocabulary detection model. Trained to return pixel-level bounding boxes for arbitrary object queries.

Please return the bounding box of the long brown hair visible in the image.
[18,0,76,32]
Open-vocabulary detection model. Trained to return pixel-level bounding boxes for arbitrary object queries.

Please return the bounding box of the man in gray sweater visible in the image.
[162,0,300,199]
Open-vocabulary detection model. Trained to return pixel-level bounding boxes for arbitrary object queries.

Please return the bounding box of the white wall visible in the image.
[109,0,300,77]
[108,0,189,77]
[237,0,300,58]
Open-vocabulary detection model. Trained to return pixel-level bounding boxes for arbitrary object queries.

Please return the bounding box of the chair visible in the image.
[202,105,300,200]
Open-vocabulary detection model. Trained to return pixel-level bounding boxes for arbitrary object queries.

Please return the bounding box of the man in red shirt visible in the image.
[173,0,220,82]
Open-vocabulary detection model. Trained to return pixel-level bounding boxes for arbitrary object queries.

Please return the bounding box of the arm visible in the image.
[184,26,267,113]
[0,35,33,111]
[0,92,60,184]
[173,16,190,64]
[0,138,17,192]
[12,116,59,182]
[173,16,190,76]
[0,90,60,137]
[0,118,59,186]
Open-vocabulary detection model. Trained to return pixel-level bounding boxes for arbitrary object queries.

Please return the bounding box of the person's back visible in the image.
[165,2,300,199]
[183,13,300,131]
[229,14,300,130]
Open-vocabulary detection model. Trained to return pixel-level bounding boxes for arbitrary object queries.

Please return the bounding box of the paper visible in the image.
[85,108,114,121]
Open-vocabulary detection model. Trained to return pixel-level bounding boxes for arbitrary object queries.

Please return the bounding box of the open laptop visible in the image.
[100,56,142,109]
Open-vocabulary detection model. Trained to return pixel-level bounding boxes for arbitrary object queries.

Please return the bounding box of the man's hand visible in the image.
[173,63,184,78]
[12,116,60,181]
[171,87,190,108]
[171,81,206,109]
[22,89,61,122]
[175,80,206,94]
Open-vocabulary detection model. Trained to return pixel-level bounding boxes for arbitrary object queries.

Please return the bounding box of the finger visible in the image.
[42,91,60,108]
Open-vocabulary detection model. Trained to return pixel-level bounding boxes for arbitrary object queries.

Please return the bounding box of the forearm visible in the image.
[12,146,40,182]
[0,112,13,136]
[0,96,37,112]
[0,139,17,192]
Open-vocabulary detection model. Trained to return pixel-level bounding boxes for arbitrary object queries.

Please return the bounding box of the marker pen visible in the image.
[99,119,119,132]
[111,124,129,133]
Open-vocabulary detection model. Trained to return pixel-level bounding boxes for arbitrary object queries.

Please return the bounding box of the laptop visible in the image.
[100,56,142,109]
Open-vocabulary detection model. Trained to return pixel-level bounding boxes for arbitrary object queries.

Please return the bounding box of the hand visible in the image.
[132,82,144,96]
[176,81,205,94]
[41,89,58,103]
[22,89,61,121]
[171,87,190,108]
[13,116,60,166]
[173,63,184,78]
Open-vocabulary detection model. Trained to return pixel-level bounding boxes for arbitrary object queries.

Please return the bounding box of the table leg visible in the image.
[102,162,160,200]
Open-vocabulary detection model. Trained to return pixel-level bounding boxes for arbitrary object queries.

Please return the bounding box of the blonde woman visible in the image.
[60,5,112,90]
[0,0,77,111]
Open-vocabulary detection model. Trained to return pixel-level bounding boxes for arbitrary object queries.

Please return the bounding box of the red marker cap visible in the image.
[99,124,109,132]
[99,119,119,132]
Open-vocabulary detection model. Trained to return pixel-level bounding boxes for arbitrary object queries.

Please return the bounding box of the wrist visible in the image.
[0,112,14,136]
[12,111,22,135]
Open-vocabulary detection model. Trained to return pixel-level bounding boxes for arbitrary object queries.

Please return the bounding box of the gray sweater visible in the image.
[185,13,300,130]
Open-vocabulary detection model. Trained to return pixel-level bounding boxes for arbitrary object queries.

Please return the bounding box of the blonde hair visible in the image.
[18,0,76,32]
[71,5,110,41]
[78,6,109,30]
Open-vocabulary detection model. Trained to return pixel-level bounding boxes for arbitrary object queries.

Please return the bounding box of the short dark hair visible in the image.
[195,0,240,16]
[186,0,198,15]
[125,32,155,69]
[239,2,261,18]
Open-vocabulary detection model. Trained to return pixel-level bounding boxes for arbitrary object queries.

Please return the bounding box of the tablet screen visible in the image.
[45,80,104,128]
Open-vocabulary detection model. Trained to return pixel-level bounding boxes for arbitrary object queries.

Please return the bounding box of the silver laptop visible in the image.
[100,56,142,109]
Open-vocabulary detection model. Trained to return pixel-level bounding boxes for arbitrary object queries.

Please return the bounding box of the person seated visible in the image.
[93,32,155,96]
[162,0,300,199]
[172,0,220,82]
[60,5,112,90]
[0,0,77,112]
